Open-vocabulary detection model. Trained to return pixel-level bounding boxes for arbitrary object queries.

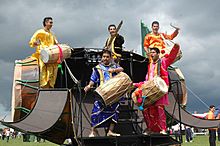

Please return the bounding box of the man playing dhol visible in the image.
[84,49,123,137]
[134,44,180,134]
[29,17,58,88]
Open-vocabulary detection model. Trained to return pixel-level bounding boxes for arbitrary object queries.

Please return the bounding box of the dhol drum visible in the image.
[168,66,187,105]
[159,39,182,63]
[132,76,168,108]
[40,44,72,64]
[95,72,132,106]
[11,56,39,121]
[160,47,182,63]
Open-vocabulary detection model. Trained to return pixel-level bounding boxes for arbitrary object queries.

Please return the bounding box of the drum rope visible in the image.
[169,68,211,113]
[2,105,17,121]
[64,60,93,139]
[140,85,159,107]
[184,84,209,108]
[121,57,148,63]
[176,69,209,108]
[104,79,131,105]
[63,60,79,84]
[7,78,39,121]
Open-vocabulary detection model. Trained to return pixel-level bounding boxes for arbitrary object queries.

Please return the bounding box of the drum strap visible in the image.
[97,67,104,85]
[160,33,168,46]
[96,64,113,85]
[56,44,64,75]
[157,59,161,76]
[107,36,122,58]
[56,44,63,64]
[148,59,161,79]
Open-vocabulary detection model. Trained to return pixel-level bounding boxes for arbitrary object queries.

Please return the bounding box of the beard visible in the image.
[152,55,159,61]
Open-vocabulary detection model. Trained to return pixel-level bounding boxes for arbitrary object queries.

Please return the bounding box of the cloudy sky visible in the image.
[0,0,220,121]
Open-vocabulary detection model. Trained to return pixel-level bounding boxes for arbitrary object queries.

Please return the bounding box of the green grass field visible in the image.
[0,135,219,146]
[178,135,220,146]
[0,137,57,146]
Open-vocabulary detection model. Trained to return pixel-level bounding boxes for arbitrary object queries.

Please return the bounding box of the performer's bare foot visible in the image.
[160,130,167,135]
[107,130,120,137]
[143,129,153,135]
[89,132,95,137]
[143,132,151,135]
[89,128,99,137]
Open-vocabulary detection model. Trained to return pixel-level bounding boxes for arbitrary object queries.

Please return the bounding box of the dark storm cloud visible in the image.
[164,0,220,38]
[0,0,220,119]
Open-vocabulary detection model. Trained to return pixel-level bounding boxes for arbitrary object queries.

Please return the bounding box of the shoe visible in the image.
[190,140,193,142]
[107,131,120,137]
[160,130,167,135]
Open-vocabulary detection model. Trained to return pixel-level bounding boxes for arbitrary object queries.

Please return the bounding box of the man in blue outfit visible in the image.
[84,49,123,137]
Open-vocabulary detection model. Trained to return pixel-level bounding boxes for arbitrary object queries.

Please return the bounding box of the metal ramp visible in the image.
[166,92,220,128]
[1,89,76,145]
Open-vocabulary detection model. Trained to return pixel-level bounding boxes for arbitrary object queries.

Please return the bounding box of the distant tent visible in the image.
[140,20,151,57]
[192,113,208,119]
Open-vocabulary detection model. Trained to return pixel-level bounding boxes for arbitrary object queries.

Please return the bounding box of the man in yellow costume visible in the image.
[29,17,58,88]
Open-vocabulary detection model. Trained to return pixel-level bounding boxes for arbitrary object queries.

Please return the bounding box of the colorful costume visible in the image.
[29,29,58,88]
[135,45,180,132]
[207,110,217,146]
[105,34,124,61]
[90,63,120,128]
[144,31,178,50]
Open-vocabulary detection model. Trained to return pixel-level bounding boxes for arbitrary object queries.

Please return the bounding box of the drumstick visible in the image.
[106,20,123,49]
[138,96,147,111]
[170,23,180,30]
[168,39,175,45]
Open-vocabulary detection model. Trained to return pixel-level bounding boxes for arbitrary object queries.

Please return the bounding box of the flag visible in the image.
[141,20,151,57]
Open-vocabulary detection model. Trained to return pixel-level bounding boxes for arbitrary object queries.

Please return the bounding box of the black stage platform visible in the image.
[79,134,179,146]
[76,134,180,146]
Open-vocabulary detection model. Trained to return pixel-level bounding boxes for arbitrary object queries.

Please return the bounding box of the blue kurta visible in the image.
[90,63,120,128]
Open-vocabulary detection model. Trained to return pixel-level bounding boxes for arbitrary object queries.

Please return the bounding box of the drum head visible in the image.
[93,90,106,107]
[154,76,168,93]
[40,49,49,63]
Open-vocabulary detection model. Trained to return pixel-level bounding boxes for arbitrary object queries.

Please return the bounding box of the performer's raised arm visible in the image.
[162,27,179,40]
